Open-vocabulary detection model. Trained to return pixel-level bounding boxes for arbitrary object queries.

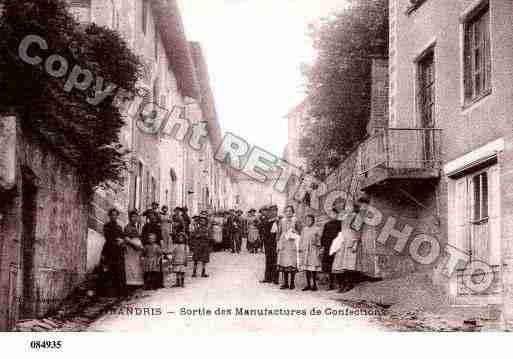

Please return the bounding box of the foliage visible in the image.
[300,0,388,178]
[0,0,142,190]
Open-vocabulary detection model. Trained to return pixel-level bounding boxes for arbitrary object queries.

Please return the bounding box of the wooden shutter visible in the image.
[470,173,489,262]
[483,10,492,92]
[449,177,470,271]
[463,23,473,102]
[488,165,501,266]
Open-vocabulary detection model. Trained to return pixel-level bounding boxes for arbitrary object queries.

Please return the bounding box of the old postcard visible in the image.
[0,0,512,348]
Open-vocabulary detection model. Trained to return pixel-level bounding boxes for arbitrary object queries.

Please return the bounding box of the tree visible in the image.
[300,0,388,178]
[0,0,141,190]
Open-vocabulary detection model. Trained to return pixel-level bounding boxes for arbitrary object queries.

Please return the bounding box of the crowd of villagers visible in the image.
[99,194,370,296]
[100,203,214,296]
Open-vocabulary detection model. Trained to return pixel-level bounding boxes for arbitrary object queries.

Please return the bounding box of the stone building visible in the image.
[236,169,286,213]
[0,114,90,331]
[69,0,239,267]
[188,41,240,213]
[66,0,207,270]
[284,101,309,173]
[293,0,513,326]
[387,0,513,323]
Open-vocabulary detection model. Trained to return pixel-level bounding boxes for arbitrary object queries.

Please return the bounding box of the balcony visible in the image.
[359,128,442,191]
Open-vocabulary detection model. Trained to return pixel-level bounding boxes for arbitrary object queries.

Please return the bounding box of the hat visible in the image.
[269,204,278,210]
[249,208,256,213]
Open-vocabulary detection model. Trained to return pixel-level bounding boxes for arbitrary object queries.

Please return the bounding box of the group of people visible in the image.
[99,197,370,297]
[258,196,370,293]
[99,203,213,297]
[209,209,266,254]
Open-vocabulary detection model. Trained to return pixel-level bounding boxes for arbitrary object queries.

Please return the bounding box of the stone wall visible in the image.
[0,115,89,331]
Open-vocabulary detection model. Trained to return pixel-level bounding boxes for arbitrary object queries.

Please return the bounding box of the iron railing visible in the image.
[359,128,442,175]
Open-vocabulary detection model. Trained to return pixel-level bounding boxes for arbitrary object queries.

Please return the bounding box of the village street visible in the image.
[88,250,383,334]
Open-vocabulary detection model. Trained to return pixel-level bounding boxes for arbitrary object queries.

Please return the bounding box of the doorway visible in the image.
[20,169,37,318]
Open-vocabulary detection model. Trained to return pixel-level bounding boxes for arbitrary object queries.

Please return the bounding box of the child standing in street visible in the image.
[298,214,323,291]
[142,232,163,290]
[171,232,188,287]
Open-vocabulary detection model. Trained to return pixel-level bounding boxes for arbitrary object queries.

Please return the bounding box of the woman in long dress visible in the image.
[101,208,127,297]
[331,197,367,293]
[298,214,322,291]
[123,211,144,291]
[277,205,302,290]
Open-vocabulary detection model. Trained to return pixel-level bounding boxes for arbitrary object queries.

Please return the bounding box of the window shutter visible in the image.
[483,11,492,91]
[488,165,501,266]
[416,63,423,126]
[449,177,470,270]
[463,23,473,102]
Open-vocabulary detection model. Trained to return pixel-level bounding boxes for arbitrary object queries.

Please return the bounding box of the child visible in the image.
[142,232,163,290]
[171,232,188,287]
[277,205,302,290]
[298,214,322,291]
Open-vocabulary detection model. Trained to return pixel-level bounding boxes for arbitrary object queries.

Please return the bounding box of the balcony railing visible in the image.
[360,128,442,175]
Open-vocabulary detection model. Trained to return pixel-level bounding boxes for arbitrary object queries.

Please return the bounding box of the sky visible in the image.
[177,0,348,156]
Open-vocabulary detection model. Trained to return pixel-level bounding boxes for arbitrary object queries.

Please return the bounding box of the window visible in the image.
[472,172,488,222]
[142,0,149,35]
[417,50,435,128]
[463,4,491,104]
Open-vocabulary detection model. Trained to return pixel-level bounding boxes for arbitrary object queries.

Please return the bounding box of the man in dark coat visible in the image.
[231,210,243,254]
[191,216,211,278]
[257,208,267,253]
[260,205,280,284]
[320,204,343,290]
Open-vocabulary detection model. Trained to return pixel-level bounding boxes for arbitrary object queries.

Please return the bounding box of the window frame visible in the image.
[416,49,436,129]
[462,2,492,106]
[471,170,489,224]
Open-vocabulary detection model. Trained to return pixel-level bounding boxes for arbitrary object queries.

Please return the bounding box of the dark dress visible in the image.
[320,219,342,273]
[263,217,279,283]
[101,221,126,295]
[191,225,211,263]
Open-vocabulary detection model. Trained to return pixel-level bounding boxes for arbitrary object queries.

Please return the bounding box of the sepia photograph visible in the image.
[0,0,512,352]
